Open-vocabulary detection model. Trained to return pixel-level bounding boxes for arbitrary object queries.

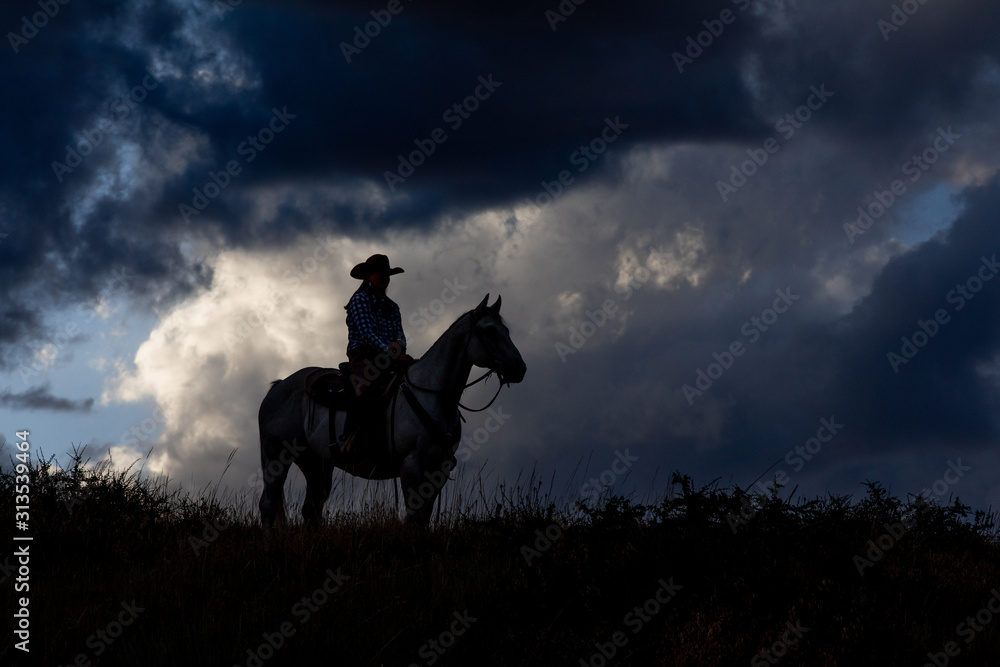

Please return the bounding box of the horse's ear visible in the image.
[475,294,489,313]
[491,295,502,313]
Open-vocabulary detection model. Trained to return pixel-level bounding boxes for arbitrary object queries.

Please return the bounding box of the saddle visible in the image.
[303,363,407,455]
[304,364,353,411]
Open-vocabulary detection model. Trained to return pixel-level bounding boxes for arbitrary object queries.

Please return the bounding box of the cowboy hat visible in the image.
[350,254,405,279]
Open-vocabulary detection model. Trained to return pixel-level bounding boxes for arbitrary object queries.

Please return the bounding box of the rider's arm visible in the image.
[391,301,406,350]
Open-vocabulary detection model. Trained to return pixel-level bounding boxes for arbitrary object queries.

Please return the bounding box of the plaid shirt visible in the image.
[346,287,405,355]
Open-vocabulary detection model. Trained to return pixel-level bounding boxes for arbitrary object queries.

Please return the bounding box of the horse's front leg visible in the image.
[400,446,456,526]
[400,452,432,525]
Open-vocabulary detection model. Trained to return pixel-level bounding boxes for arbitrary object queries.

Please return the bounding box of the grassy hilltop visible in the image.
[2,449,1000,666]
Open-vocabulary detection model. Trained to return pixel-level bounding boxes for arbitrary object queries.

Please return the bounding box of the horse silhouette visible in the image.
[257,295,525,532]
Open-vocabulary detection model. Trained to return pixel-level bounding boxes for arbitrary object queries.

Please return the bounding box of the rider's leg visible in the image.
[341,352,378,448]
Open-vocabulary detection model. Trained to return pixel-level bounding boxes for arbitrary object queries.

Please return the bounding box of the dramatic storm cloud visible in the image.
[2,0,999,511]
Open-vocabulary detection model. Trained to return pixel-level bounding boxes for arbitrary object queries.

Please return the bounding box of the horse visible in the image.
[257,294,526,532]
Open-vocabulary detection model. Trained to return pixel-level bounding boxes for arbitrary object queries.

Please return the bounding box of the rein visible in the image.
[404,367,504,413]
[458,372,504,413]
[401,310,510,415]
[385,306,509,499]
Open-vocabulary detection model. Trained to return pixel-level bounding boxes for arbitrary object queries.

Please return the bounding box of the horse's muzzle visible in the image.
[499,359,526,384]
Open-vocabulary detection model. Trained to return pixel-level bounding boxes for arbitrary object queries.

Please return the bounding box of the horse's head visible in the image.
[467,294,527,384]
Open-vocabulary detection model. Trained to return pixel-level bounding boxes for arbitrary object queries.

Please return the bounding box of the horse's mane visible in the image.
[442,307,506,335]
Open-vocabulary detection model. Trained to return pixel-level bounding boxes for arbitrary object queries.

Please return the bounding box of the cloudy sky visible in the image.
[2,0,999,514]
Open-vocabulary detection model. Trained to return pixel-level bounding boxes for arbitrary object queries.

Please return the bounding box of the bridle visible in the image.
[386,309,511,508]
[402,309,510,416]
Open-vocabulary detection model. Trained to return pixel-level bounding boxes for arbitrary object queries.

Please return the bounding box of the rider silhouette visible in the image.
[340,254,414,450]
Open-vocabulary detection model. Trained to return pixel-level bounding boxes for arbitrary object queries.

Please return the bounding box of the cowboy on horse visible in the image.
[340,253,414,450]
[257,252,526,530]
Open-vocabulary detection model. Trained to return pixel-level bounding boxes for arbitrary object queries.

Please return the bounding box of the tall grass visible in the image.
[1,447,999,666]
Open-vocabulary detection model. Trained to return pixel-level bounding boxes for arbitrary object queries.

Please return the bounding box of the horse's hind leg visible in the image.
[299,449,333,527]
[259,435,291,537]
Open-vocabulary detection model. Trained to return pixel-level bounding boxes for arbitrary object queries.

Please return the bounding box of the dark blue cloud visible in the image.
[1,0,999,483]
[0,382,94,412]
